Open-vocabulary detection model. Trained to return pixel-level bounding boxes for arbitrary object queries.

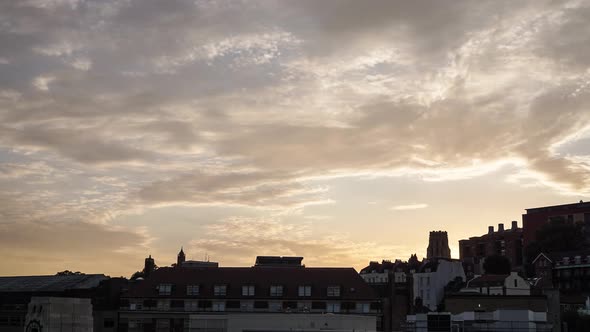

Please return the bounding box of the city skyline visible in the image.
[1,0,590,277]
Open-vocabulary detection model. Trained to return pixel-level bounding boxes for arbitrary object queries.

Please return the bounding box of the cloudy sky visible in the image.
[1,0,590,277]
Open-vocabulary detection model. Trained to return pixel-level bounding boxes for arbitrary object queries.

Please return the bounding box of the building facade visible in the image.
[522,201,590,247]
[0,274,108,332]
[426,231,451,259]
[459,221,524,277]
[24,297,94,332]
[360,258,422,331]
[120,256,380,332]
[462,272,530,296]
[413,259,466,311]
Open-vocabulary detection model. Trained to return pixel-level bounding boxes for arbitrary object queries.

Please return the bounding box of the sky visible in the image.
[1,0,590,277]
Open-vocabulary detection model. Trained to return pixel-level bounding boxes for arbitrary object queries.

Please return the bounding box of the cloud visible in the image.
[392,203,429,211]
[188,217,410,268]
[0,0,590,275]
[32,75,55,91]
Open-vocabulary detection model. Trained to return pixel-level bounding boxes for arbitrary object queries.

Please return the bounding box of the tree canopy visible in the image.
[525,216,586,262]
[483,255,511,274]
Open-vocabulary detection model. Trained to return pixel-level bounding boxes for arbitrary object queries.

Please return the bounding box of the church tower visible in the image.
[144,255,155,277]
[427,231,451,259]
[177,247,186,267]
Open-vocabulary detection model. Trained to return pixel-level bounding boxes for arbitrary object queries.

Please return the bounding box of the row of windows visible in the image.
[128,300,373,313]
[158,284,340,297]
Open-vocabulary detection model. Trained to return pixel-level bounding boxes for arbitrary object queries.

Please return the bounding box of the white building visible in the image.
[407,310,550,332]
[187,313,376,332]
[24,297,94,332]
[462,271,530,296]
[413,259,466,311]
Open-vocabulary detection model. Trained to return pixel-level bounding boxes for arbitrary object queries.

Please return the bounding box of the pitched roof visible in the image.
[124,266,377,301]
[467,274,508,287]
[532,253,553,265]
[0,274,107,292]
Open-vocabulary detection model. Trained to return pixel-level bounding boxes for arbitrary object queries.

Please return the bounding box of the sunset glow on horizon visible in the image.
[1,0,589,277]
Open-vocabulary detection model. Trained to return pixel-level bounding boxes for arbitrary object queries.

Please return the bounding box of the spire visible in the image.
[177,246,186,267]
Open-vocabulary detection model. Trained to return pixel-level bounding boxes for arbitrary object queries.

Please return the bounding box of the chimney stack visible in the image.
[488,226,494,234]
[512,220,518,230]
[498,223,504,232]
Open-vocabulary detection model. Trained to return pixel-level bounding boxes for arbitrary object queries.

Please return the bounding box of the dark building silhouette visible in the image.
[427,231,451,259]
[0,274,128,332]
[143,255,155,278]
[176,247,185,267]
[459,222,523,277]
[360,257,420,331]
[523,201,590,247]
[120,256,379,331]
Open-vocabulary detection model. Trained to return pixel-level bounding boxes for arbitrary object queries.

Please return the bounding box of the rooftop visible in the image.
[525,200,590,214]
[0,274,107,292]
[124,266,377,300]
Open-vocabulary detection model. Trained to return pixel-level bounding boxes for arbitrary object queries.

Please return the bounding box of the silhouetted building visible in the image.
[523,201,590,247]
[177,247,186,267]
[144,255,155,278]
[119,256,379,332]
[360,257,418,331]
[254,256,304,267]
[427,231,451,259]
[24,297,94,332]
[0,274,108,332]
[459,221,523,277]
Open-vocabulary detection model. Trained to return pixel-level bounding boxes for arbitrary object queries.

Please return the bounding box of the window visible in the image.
[212,301,225,312]
[298,285,312,297]
[157,300,170,311]
[327,303,340,313]
[226,301,240,309]
[214,285,227,296]
[356,303,370,313]
[327,286,340,297]
[514,279,518,287]
[171,300,184,309]
[312,301,326,310]
[426,276,430,287]
[270,285,283,296]
[185,300,199,311]
[103,318,115,328]
[241,301,254,311]
[187,285,199,296]
[269,301,282,311]
[242,285,255,296]
[254,301,269,309]
[158,283,172,296]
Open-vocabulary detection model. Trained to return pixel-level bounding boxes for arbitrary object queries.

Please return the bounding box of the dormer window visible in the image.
[270,285,283,296]
[298,285,312,297]
[242,285,255,296]
[158,283,172,296]
[187,285,199,296]
[214,285,227,296]
[327,286,340,297]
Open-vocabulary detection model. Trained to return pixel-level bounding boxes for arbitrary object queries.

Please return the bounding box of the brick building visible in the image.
[459,221,523,277]
[120,256,379,331]
[523,201,590,247]
[359,257,421,331]
[427,231,451,259]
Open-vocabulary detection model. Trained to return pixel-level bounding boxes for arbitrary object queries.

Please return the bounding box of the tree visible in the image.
[525,216,586,264]
[483,255,511,274]
[56,270,84,276]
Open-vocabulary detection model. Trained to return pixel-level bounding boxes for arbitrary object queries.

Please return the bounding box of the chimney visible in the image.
[511,221,518,230]
[498,223,504,232]
[488,226,494,234]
